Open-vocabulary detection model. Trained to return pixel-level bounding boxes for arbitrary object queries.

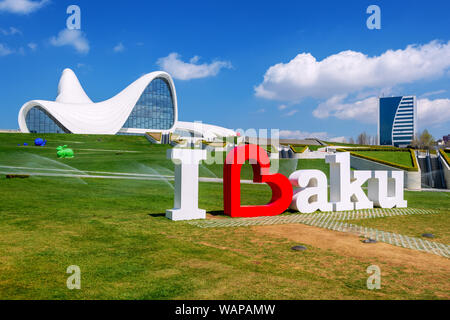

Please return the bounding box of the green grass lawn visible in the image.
[288,145,323,152]
[0,133,449,300]
[295,159,330,178]
[306,145,323,151]
[0,133,174,175]
[322,141,370,148]
[354,211,450,244]
[353,191,450,243]
[0,133,315,181]
[352,151,414,168]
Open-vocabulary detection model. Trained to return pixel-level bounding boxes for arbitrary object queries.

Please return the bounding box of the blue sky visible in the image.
[0,0,449,141]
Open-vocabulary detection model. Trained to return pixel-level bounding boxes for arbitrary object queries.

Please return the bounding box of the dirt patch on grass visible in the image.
[252,224,450,274]
[196,241,248,256]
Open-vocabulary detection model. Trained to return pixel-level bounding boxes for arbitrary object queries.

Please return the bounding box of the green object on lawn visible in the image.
[56,145,74,158]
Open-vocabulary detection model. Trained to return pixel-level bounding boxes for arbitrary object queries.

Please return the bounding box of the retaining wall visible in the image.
[440,154,450,189]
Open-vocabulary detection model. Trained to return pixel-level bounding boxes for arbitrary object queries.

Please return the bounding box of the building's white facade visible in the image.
[18,68,236,141]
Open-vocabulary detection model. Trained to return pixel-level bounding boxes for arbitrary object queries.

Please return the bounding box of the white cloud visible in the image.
[282,109,298,117]
[328,136,347,143]
[313,95,450,128]
[189,55,200,64]
[250,108,266,114]
[0,43,13,56]
[278,104,288,110]
[27,42,37,51]
[313,95,379,123]
[113,42,124,53]
[420,89,446,98]
[280,130,347,143]
[280,130,328,140]
[255,40,450,102]
[156,52,232,80]
[418,98,450,127]
[0,0,49,14]
[0,26,22,35]
[50,29,89,54]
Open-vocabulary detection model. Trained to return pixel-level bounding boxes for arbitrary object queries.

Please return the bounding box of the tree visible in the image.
[410,137,420,149]
[349,137,355,145]
[411,129,435,149]
[369,135,377,146]
[357,132,370,145]
[419,129,435,149]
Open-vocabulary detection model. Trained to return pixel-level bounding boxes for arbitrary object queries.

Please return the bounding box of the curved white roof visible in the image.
[56,68,93,104]
[19,69,178,134]
[18,68,237,139]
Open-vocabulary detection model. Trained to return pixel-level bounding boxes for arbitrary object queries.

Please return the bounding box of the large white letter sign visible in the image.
[351,170,374,210]
[326,153,373,211]
[289,170,332,213]
[368,171,407,208]
[166,148,207,221]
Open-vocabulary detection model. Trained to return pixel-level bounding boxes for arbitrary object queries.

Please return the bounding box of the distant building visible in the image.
[444,134,450,144]
[378,96,417,147]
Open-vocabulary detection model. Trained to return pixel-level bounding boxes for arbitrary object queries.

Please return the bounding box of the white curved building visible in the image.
[18,68,236,141]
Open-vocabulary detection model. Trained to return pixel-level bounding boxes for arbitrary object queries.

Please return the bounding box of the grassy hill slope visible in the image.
[0,133,449,299]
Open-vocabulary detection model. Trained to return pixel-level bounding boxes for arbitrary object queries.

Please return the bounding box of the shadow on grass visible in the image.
[207,210,227,217]
[148,213,166,218]
[148,211,230,220]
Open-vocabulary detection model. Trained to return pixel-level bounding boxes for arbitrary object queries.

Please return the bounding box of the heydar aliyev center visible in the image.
[18,68,237,141]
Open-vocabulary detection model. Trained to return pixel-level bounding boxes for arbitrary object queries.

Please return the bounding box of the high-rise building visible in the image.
[443,134,450,144]
[378,96,417,147]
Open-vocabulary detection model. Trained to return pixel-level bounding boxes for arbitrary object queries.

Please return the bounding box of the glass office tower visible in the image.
[378,96,417,147]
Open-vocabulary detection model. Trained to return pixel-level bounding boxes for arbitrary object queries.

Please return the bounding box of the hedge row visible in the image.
[326,143,400,150]
[410,149,420,172]
[261,145,278,154]
[290,145,308,154]
[337,148,419,172]
[201,140,227,148]
[440,149,450,167]
[337,147,404,152]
